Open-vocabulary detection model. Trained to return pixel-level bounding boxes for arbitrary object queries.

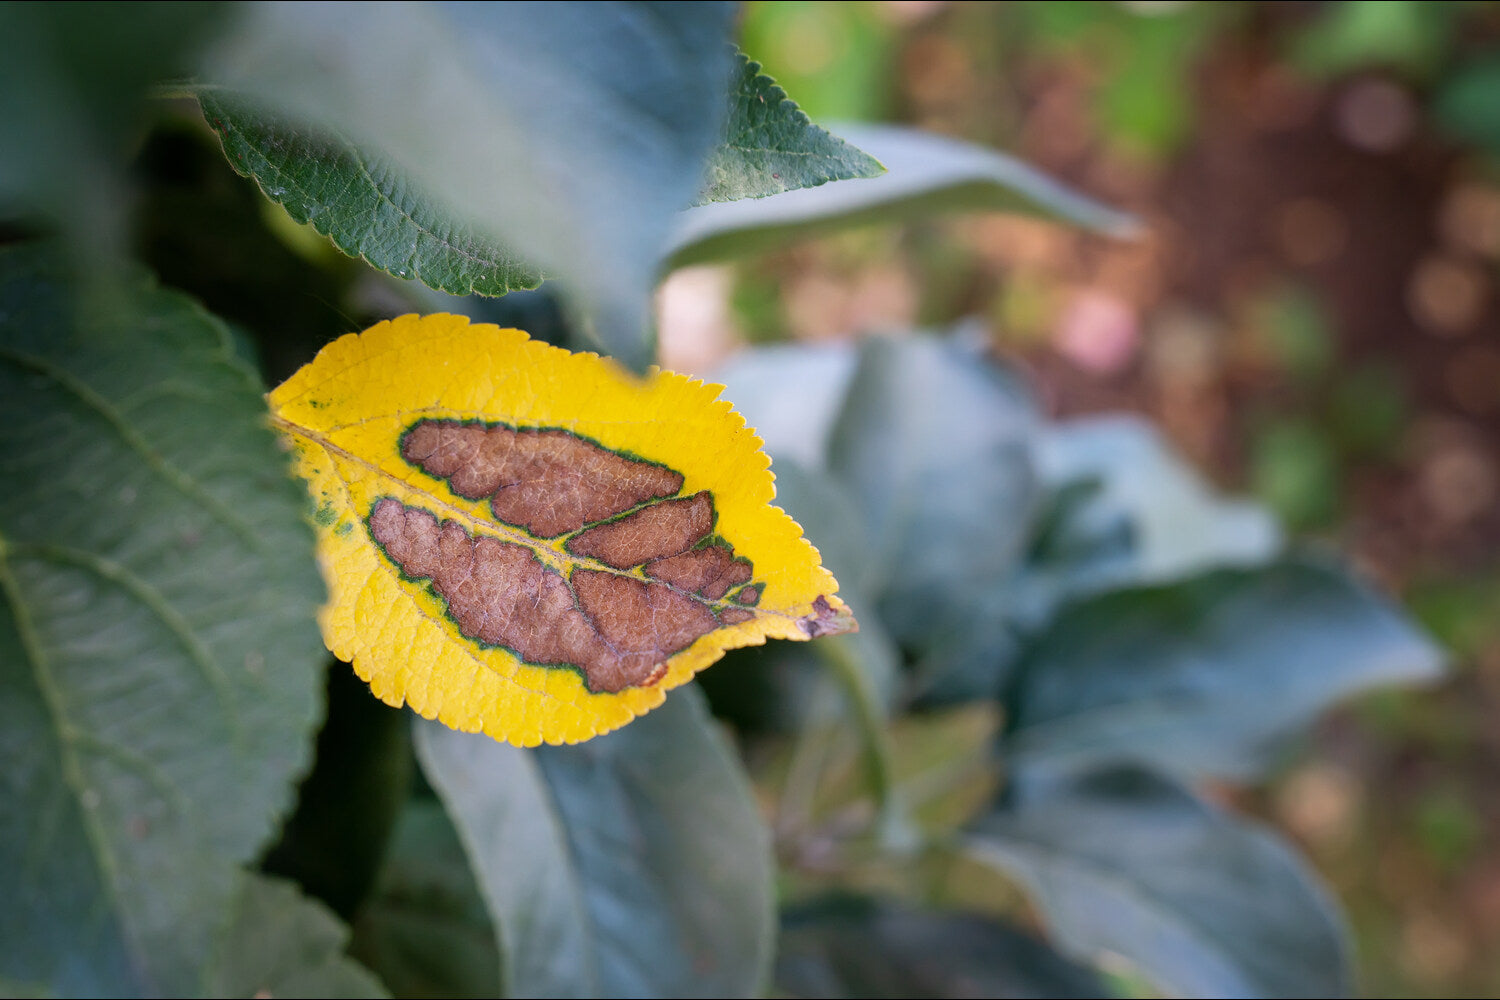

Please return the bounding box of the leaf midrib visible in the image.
[272,415,791,621]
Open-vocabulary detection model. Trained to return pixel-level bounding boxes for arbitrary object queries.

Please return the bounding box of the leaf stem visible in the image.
[814,636,916,852]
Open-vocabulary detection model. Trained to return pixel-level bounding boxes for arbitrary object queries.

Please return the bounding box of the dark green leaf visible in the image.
[0,246,326,995]
[696,52,884,205]
[1436,56,1500,154]
[1015,416,1280,625]
[1005,561,1443,782]
[260,663,413,919]
[668,124,1136,269]
[208,875,388,998]
[0,4,227,251]
[415,686,773,998]
[197,90,541,298]
[827,335,1038,700]
[967,768,1351,998]
[349,801,502,999]
[703,462,898,733]
[712,342,858,469]
[777,895,1110,999]
[204,2,738,371]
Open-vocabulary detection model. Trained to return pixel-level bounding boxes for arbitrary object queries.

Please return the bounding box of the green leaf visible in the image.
[196,89,541,299]
[712,341,858,469]
[827,335,1038,699]
[695,52,884,205]
[1291,0,1454,79]
[967,768,1351,998]
[414,686,773,998]
[1004,560,1444,782]
[0,4,227,252]
[1016,416,1280,625]
[668,124,1137,269]
[777,895,1110,999]
[1435,56,1500,154]
[260,664,413,919]
[0,246,326,995]
[208,875,389,998]
[349,801,502,999]
[203,2,737,372]
[702,461,898,734]
[714,334,1040,704]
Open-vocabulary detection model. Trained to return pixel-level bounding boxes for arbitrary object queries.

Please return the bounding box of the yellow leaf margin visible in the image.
[268,313,853,745]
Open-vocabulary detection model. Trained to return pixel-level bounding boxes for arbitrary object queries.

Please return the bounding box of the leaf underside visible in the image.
[198,89,542,298]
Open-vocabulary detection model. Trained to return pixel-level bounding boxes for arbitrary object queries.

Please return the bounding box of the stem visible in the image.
[814,636,915,851]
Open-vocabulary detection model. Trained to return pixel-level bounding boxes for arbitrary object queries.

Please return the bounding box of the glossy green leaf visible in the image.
[668,124,1136,269]
[1005,560,1444,781]
[197,89,541,298]
[696,52,884,205]
[0,246,325,995]
[777,895,1110,999]
[209,875,388,998]
[967,768,1351,999]
[414,686,773,998]
[349,801,502,999]
[204,2,737,371]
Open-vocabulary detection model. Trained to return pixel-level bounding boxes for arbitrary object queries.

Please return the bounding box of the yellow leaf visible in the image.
[269,313,855,746]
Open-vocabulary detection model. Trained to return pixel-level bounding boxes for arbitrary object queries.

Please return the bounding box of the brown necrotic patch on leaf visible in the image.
[731,584,761,606]
[400,419,683,537]
[799,595,856,639]
[566,491,715,569]
[646,544,753,600]
[368,498,725,694]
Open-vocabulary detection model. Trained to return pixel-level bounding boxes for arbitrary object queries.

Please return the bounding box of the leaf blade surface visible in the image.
[0,246,326,995]
[415,686,773,997]
[269,313,853,745]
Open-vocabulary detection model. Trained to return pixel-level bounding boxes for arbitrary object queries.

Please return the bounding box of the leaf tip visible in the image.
[798,594,858,639]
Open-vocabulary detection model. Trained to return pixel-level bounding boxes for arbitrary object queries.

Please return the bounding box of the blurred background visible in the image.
[652,2,1500,995]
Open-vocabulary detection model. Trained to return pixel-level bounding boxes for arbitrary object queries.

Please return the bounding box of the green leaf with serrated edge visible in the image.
[777,895,1110,999]
[203,2,737,373]
[694,52,884,205]
[349,802,502,999]
[1004,560,1444,782]
[197,89,541,298]
[667,123,1137,269]
[208,875,389,998]
[415,686,773,998]
[966,768,1352,999]
[0,246,325,995]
